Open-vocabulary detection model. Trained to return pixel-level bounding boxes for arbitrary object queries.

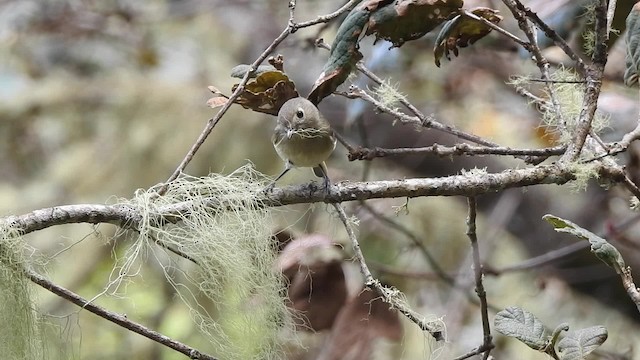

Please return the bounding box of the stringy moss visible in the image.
[0,224,44,360]
[115,164,293,359]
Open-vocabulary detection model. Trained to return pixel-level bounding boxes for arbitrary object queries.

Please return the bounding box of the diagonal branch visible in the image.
[332,202,444,340]
[27,268,217,360]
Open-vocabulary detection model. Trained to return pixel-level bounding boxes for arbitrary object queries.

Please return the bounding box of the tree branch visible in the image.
[347,143,566,161]
[466,197,494,359]
[27,268,217,360]
[333,202,444,340]
[4,164,582,236]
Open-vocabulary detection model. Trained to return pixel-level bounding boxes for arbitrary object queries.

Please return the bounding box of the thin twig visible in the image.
[352,64,504,149]
[487,242,588,275]
[620,266,640,314]
[315,40,526,152]
[332,202,445,340]
[509,0,586,74]
[466,197,493,360]
[338,87,501,149]
[348,143,566,161]
[462,9,527,46]
[27,268,217,360]
[358,202,454,284]
[504,0,569,139]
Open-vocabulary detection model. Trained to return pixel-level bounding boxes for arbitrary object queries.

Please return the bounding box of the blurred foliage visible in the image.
[2,0,640,359]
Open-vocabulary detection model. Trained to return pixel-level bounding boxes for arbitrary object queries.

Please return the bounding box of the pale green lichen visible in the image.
[374,79,407,111]
[114,164,294,359]
[567,163,600,192]
[0,224,44,360]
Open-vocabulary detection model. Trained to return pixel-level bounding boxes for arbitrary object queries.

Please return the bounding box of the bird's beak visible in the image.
[286,129,294,139]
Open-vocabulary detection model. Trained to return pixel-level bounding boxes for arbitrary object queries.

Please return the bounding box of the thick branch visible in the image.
[4,164,581,235]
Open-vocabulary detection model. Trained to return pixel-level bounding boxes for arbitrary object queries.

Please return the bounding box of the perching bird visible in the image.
[270,97,336,190]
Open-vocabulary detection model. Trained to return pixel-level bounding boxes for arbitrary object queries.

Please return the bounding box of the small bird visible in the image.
[270,97,336,190]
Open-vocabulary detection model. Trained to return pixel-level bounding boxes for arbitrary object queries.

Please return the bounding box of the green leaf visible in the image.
[494,307,548,351]
[367,0,464,48]
[543,215,626,274]
[624,3,640,87]
[434,7,503,67]
[556,326,608,360]
[308,1,376,104]
[230,64,278,79]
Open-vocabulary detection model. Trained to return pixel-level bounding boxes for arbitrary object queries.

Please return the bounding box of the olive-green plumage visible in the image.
[271,97,336,187]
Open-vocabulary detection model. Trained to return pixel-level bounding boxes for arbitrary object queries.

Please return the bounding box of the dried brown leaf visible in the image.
[278,234,347,331]
[434,7,503,67]
[231,70,299,115]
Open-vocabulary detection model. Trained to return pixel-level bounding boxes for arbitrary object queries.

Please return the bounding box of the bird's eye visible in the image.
[295,109,304,119]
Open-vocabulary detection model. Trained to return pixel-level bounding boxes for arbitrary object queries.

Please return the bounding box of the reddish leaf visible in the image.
[434,7,503,67]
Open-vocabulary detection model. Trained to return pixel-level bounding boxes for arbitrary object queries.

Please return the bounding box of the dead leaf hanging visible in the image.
[434,7,503,67]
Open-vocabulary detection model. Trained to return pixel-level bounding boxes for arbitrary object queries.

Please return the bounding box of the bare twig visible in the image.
[504,0,569,137]
[358,202,454,284]
[466,197,493,360]
[584,122,640,162]
[462,9,527,46]
[348,143,566,161]
[315,40,528,153]
[453,343,495,360]
[620,266,640,314]
[508,0,586,73]
[351,65,504,149]
[488,242,588,275]
[27,268,217,360]
[332,202,444,340]
[338,87,503,149]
